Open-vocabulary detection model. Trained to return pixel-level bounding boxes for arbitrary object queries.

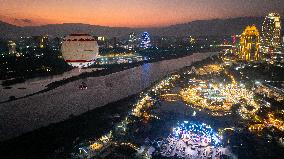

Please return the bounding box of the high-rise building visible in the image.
[39,36,48,49]
[7,41,17,55]
[32,36,48,49]
[140,32,151,49]
[97,36,105,41]
[239,25,261,61]
[128,32,137,50]
[261,13,281,53]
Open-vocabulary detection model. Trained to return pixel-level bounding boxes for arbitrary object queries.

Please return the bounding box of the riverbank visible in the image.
[0,67,104,103]
[0,93,138,159]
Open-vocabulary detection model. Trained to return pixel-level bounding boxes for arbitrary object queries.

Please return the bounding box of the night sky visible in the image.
[0,0,283,27]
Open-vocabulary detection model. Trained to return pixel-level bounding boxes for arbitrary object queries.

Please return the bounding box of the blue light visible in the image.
[79,147,88,154]
[140,32,151,49]
[172,121,222,146]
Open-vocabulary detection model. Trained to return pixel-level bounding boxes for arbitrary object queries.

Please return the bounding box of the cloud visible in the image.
[14,18,32,24]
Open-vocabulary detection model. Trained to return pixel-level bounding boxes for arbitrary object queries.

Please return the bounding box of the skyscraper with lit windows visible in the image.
[261,13,281,53]
[140,32,151,49]
[128,32,137,51]
[239,25,260,61]
[7,41,16,55]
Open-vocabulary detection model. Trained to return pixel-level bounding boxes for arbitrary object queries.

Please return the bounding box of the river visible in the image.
[0,52,218,141]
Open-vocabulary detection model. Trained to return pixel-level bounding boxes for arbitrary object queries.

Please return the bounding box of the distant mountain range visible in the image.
[0,17,282,40]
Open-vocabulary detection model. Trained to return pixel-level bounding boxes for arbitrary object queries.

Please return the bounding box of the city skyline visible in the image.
[0,0,284,28]
[1,1,284,159]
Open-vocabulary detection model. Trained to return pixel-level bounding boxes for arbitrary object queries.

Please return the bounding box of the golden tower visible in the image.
[239,25,260,61]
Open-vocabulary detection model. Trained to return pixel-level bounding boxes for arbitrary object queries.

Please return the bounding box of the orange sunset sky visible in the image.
[0,0,283,28]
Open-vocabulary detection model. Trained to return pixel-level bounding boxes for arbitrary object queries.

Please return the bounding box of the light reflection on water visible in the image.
[141,63,151,89]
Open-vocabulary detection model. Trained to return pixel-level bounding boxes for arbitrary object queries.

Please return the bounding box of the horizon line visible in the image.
[0,16,264,29]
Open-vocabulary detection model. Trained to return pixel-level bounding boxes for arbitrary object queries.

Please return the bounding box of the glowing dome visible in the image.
[61,33,99,68]
[172,121,221,146]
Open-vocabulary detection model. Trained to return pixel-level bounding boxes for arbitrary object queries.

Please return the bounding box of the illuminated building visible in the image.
[31,35,48,49]
[61,33,99,68]
[39,36,48,49]
[261,13,281,53]
[158,121,230,158]
[172,121,221,146]
[239,25,260,61]
[128,32,137,50]
[7,41,16,55]
[98,36,105,41]
[188,36,196,44]
[140,32,151,49]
